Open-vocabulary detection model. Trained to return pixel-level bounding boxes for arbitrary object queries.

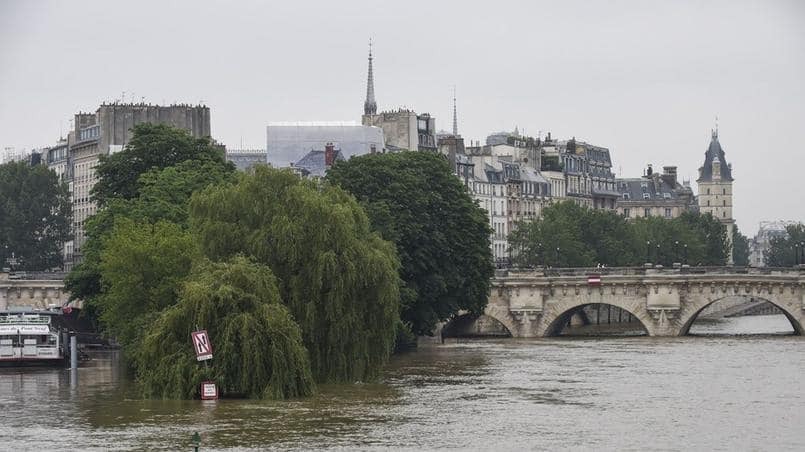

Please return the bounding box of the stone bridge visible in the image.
[0,272,71,310]
[472,266,805,337]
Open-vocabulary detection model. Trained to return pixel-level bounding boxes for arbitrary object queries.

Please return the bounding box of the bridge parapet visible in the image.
[486,266,805,337]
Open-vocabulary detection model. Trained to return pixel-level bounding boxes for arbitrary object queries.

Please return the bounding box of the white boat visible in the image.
[0,309,66,367]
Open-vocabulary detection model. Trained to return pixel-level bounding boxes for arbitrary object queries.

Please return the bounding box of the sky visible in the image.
[1,0,803,235]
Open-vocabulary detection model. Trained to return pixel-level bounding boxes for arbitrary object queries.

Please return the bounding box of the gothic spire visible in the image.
[363,39,377,116]
[452,86,458,136]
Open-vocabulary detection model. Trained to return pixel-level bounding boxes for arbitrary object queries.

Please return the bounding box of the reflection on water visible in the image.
[1,315,804,451]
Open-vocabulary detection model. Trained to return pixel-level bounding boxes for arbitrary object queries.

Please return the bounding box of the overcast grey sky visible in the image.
[1,0,803,234]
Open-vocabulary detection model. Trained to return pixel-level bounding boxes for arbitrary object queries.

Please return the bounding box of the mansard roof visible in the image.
[697,131,733,182]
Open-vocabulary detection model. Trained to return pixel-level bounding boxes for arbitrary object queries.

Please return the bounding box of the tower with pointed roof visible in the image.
[363,40,377,117]
[452,87,458,137]
[697,127,735,264]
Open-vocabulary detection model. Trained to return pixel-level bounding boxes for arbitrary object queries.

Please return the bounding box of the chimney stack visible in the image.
[324,142,336,167]
[662,166,678,187]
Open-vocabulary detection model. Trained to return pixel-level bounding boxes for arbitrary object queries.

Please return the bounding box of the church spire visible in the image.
[452,86,458,136]
[363,39,377,116]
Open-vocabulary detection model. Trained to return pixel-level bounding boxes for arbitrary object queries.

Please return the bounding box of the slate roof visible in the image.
[697,132,733,182]
[617,177,690,202]
[293,149,344,178]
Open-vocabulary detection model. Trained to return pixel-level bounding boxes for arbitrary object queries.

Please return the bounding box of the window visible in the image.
[623,193,630,199]
[624,208,631,218]
[722,188,726,195]
[722,211,726,218]
[707,188,710,194]
[723,200,726,206]
[642,193,650,199]
[707,200,710,206]
[665,208,672,218]
[644,208,651,217]
[663,193,671,199]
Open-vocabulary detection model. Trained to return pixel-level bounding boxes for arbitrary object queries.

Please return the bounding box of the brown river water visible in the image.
[0,314,803,451]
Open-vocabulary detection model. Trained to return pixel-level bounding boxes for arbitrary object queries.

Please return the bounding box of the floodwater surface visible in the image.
[0,314,803,451]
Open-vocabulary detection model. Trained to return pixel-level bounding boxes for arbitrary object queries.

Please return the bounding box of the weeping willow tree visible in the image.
[135,256,314,399]
[189,167,400,383]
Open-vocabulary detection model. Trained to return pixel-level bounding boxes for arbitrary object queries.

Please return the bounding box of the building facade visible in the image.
[749,221,800,267]
[697,129,735,264]
[616,165,696,219]
[225,149,266,171]
[63,103,212,267]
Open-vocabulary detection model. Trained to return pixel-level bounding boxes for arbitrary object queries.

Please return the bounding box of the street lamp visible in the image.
[645,240,651,264]
[555,247,560,268]
[683,244,688,266]
[796,242,802,266]
[674,240,679,263]
[656,243,661,265]
[538,242,544,268]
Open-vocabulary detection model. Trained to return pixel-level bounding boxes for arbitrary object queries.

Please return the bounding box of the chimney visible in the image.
[662,166,678,186]
[324,142,336,167]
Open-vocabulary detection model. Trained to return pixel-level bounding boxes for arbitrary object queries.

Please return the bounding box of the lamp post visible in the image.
[645,241,651,264]
[674,240,679,264]
[656,243,661,265]
[801,241,805,266]
[796,242,802,266]
[555,247,560,268]
[683,244,688,266]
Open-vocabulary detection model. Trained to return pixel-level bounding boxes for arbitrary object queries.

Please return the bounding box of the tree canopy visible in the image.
[91,123,229,206]
[509,202,730,267]
[95,218,199,355]
[765,224,805,267]
[65,125,235,309]
[326,151,494,336]
[0,160,71,270]
[136,257,314,399]
[732,224,750,266]
[190,166,401,383]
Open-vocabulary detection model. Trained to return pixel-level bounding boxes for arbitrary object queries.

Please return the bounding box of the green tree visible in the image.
[326,152,494,336]
[190,166,400,383]
[95,219,199,355]
[136,257,314,399]
[0,161,71,270]
[677,211,728,265]
[732,224,750,266]
[91,123,229,206]
[65,148,235,317]
[509,202,596,267]
[765,224,805,267]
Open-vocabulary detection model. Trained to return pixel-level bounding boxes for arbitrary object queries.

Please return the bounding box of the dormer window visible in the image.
[663,193,671,199]
[642,193,650,199]
[623,193,630,200]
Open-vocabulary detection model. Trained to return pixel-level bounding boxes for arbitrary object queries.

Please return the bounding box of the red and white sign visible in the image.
[200,381,218,400]
[587,274,602,285]
[191,330,213,361]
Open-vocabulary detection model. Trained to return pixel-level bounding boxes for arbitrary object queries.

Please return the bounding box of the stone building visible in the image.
[225,149,266,171]
[540,134,618,209]
[359,42,436,152]
[697,129,735,263]
[749,221,800,267]
[292,142,345,178]
[616,165,696,219]
[64,103,212,267]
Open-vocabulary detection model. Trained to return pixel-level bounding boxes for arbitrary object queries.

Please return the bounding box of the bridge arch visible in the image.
[678,294,804,336]
[540,298,655,337]
[441,313,513,338]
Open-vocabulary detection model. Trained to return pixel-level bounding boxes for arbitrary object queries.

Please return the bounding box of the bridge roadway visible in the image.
[477,266,805,337]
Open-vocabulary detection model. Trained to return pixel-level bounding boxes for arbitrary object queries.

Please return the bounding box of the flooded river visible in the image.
[1,314,803,451]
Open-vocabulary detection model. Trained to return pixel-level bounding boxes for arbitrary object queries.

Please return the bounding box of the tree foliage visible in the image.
[136,257,314,399]
[765,224,805,267]
[0,161,71,270]
[509,202,730,267]
[326,152,494,336]
[91,123,230,206]
[96,219,199,355]
[190,166,400,383]
[732,224,750,266]
[65,127,235,311]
